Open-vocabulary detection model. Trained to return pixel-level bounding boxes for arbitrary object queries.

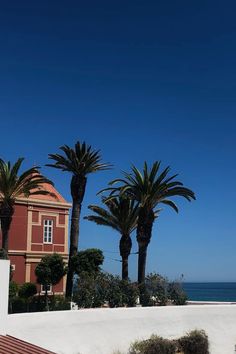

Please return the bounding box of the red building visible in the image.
[1,183,71,294]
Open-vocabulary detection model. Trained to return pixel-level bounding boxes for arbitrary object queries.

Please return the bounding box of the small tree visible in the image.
[71,248,104,276]
[18,282,37,311]
[35,253,67,310]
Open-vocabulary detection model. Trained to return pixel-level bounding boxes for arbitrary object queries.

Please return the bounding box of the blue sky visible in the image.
[1,1,236,281]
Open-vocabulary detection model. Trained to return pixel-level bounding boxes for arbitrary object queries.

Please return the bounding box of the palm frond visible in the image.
[47,141,112,176]
[0,158,53,205]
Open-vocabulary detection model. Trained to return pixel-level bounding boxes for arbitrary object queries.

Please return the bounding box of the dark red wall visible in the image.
[10,255,26,284]
[8,204,28,250]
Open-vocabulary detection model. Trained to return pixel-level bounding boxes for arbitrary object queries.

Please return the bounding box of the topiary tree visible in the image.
[71,248,104,276]
[35,253,67,310]
[18,282,37,311]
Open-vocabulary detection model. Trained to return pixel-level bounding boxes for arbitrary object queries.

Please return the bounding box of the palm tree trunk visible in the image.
[122,257,129,280]
[66,200,81,298]
[0,204,14,256]
[119,234,132,281]
[66,176,87,298]
[136,208,154,285]
[138,242,148,284]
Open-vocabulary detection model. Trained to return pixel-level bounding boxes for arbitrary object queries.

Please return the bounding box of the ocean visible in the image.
[183,282,236,302]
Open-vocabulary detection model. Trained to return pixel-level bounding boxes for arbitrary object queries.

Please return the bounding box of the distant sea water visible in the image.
[183,283,236,302]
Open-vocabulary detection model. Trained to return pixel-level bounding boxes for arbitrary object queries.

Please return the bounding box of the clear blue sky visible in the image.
[1,1,236,282]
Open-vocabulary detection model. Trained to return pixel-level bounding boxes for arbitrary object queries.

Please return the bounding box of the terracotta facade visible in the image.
[0,183,71,294]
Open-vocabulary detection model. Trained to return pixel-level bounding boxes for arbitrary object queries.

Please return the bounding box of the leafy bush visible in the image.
[18,282,37,311]
[73,272,139,308]
[50,295,71,311]
[106,275,139,308]
[140,273,169,306]
[168,282,187,305]
[18,282,37,299]
[72,248,104,276]
[127,330,209,354]
[8,281,19,313]
[73,272,103,308]
[74,270,187,309]
[11,297,27,313]
[178,330,209,354]
[9,281,18,298]
[129,335,176,354]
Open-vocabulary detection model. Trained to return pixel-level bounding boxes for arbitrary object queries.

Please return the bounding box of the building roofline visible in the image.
[16,197,72,209]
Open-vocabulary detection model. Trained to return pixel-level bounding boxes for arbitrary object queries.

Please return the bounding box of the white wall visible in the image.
[0,260,10,335]
[6,305,236,354]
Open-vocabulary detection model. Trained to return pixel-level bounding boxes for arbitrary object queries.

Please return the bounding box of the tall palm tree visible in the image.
[101,162,195,284]
[85,196,139,280]
[47,141,111,297]
[0,158,53,256]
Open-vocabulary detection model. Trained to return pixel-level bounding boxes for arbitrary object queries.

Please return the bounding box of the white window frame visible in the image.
[43,219,53,244]
[41,284,52,294]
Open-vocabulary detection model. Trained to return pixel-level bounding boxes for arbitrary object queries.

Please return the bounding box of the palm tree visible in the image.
[47,141,111,297]
[100,162,195,284]
[85,196,139,280]
[0,158,53,256]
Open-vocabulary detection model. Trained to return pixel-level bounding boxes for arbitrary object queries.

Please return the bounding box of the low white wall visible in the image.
[0,260,10,335]
[6,305,236,354]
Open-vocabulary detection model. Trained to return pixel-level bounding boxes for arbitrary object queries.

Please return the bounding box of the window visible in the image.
[41,284,52,293]
[43,219,53,243]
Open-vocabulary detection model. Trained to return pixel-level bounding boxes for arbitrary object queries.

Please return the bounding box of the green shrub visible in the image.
[141,273,169,306]
[178,330,209,354]
[129,335,176,354]
[11,297,27,313]
[50,295,70,311]
[8,281,19,313]
[127,330,209,354]
[72,248,104,276]
[73,272,139,308]
[30,295,49,312]
[9,281,18,298]
[18,282,37,311]
[18,282,37,299]
[106,275,139,308]
[168,282,187,305]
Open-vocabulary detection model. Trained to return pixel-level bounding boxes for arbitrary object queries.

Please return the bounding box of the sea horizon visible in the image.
[183,282,236,302]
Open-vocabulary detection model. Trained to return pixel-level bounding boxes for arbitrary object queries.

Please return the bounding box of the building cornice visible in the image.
[8,250,69,258]
[16,197,72,210]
